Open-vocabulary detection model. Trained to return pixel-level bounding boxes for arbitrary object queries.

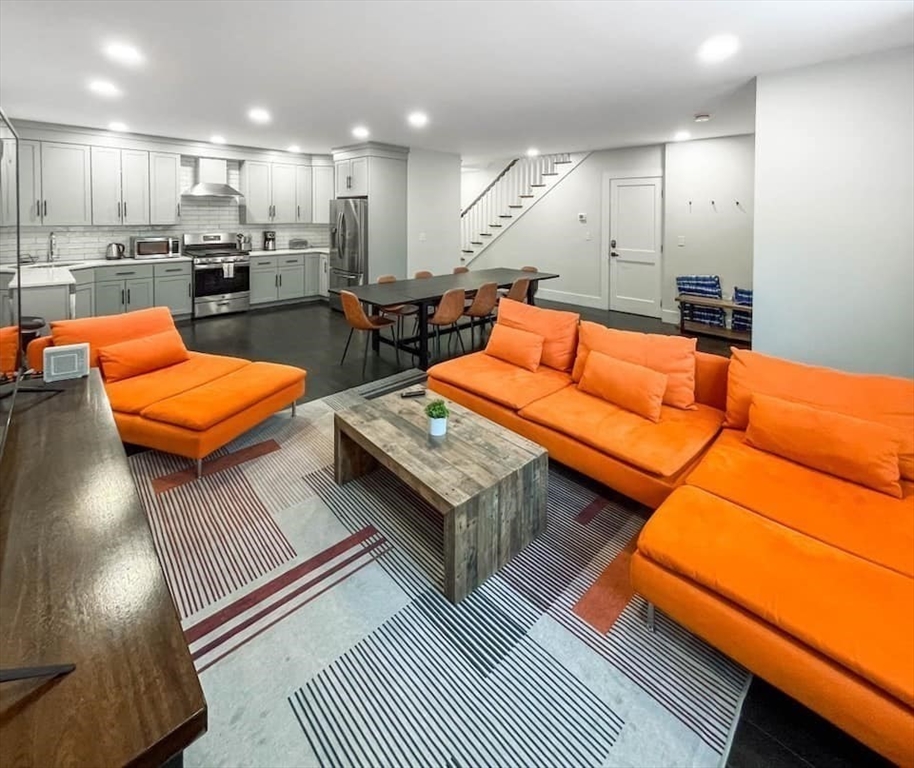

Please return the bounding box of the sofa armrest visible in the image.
[695,351,729,411]
[27,336,54,372]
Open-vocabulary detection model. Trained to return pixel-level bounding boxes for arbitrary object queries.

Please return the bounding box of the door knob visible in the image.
[610,252,619,258]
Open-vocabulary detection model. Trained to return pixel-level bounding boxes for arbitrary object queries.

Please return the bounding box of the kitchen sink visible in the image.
[24,261,82,268]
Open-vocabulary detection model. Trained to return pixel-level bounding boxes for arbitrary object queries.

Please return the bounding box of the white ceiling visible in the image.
[1,0,912,163]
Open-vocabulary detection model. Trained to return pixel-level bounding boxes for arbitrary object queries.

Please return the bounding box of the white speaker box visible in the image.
[43,343,90,383]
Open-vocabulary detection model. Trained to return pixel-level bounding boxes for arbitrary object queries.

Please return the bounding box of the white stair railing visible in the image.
[460,153,582,261]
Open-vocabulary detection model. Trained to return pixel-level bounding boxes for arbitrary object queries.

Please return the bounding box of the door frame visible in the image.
[601,173,664,314]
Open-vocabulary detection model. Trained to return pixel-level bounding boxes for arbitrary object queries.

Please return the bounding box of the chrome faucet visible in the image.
[47,232,57,263]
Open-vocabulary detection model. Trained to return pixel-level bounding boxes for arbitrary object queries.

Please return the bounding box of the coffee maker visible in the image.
[263,231,276,251]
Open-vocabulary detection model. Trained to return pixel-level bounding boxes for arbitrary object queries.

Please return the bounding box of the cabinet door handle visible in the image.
[187,283,191,297]
[117,201,122,219]
[121,289,125,307]
[297,204,300,220]
[43,200,47,217]
[274,274,278,287]
[285,259,298,264]
[115,271,135,276]
[176,203,181,217]
[36,199,40,218]
[164,267,182,273]
[123,201,127,218]
[127,288,131,304]
[279,274,282,287]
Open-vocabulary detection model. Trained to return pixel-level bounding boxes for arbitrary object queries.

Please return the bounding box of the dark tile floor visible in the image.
[177,299,886,768]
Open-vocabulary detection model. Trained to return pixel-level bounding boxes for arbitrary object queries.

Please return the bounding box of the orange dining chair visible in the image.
[340,290,400,378]
[414,270,433,279]
[499,266,538,301]
[462,282,498,349]
[377,275,418,344]
[495,277,531,316]
[453,266,469,274]
[428,288,467,360]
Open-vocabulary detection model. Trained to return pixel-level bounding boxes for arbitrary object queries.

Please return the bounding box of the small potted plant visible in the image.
[425,399,450,437]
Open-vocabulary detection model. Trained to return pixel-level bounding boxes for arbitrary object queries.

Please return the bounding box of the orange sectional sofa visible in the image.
[27,307,306,474]
[428,300,730,508]
[428,300,914,764]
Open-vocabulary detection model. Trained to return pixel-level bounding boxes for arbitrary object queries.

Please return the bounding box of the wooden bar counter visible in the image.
[0,371,206,767]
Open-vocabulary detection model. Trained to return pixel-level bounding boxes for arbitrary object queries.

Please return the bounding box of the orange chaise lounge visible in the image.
[632,349,914,765]
[428,299,730,508]
[27,307,306,476]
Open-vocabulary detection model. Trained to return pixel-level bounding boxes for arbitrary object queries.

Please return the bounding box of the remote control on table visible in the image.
[400,386,426,398]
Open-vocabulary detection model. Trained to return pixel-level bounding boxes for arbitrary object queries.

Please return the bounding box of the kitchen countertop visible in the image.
[3,256,194,286]
[248,248,329,257]
[10,266,77,288]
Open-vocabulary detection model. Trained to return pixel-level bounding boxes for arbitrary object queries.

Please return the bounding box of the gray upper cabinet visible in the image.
[295,166,312,223]
[2,139,41,226]
[41,141,92,225]
[335,157,368,197]
[312,166,333,223]
[241,160,272,224]
[241,160,306,224]
[271,163,297,224]
[149,152,181,224]
[91,147,149,226]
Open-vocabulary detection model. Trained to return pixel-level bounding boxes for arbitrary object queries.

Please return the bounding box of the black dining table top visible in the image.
[331,268,559,305]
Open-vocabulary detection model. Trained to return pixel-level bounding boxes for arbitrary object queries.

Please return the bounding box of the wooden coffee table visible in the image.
[334,390,548,603]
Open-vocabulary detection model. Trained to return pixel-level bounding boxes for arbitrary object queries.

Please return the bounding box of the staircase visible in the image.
[460,152,588,263]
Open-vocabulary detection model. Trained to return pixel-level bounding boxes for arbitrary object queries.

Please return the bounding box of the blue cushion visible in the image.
[677,275,725,327]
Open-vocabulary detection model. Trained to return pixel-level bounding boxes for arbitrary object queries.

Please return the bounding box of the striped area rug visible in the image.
[128,374,750,768]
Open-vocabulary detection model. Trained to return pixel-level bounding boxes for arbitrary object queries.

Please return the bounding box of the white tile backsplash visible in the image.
[0,156,328,263]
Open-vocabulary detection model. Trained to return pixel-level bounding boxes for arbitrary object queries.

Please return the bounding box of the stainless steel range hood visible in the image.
[182,157,243,198]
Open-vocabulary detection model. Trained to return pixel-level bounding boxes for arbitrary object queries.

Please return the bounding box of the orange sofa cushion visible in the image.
[0,326,18,375]
[519,386,723,478]
[637,485,914,708]
[746,394,903,498]
[140,361,305,431]
[578,350,667,423]
[571,322,697,409]
[484,324,544,372]
[105,352,250,414]
[686,429,914,578]
[427,352,572,410]
[97,329,190,383]
[725,348,914,481]
[495,299,579,372]
[50,307,177,368]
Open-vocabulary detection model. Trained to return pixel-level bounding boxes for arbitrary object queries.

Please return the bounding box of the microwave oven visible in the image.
[130,236,181,259]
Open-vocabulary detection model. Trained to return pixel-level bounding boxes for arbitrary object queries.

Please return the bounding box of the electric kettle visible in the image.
[105,242,126,260]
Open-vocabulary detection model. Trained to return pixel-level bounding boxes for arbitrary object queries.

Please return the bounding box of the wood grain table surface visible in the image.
[334,390,548,602]
[0,371,206,767]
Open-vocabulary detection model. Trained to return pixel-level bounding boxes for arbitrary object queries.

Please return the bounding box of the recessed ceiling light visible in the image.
[108,121,128,132]
[694,113,712,123]
[88,79,121,97]
[210,135,226,144]
[248,107,271,124]
[526,148,539,157]
[697,34,739,64]
[407,111,429,128]
[673,130,691,141]
[104,42,143,66]
[351,125,370,140]
[287,144,302,153]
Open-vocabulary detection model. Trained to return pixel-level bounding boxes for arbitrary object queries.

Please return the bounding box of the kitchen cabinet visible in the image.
[90,147,149,226]
[295,166,312,223]
[40,141,92,226]
[74,282,95,318]
[0,273,12,326]
[318,254,329,297]
[277,264,305,301]
[304,255,321,297]
[17,140,41,225]
[153,261,192,316]
[311,167,333,224]
[94,264,154,315]
[149,152,180,225]
[250,253,310,304]
[249,257,278,305]
[335,157,368,197]
[241,161,306,224]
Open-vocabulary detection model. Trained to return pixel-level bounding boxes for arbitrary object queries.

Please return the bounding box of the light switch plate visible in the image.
[678,235,686,247]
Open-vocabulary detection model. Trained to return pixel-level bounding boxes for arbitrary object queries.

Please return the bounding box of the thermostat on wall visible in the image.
[43,343,90,383]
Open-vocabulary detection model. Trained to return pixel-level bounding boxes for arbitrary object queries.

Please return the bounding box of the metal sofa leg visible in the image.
[646,602,656,633]
[291,401,297,417]
[196,458,203,479]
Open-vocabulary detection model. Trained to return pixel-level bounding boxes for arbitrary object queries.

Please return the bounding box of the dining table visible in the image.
[330,268,559,370]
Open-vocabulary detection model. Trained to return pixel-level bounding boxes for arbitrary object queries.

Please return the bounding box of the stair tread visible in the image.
[470,241,483,245]
[554,160,572,164]
[480,233,493,237]
[508,205,523,208]
[498,215,513,218]
[541,172,558,176]
[489,224,503,228]
[530,183,546,187]
[519,194,534,198]
[461,250,475,254]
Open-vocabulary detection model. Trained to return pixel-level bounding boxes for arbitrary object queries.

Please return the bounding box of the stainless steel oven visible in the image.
[184,233,251,318]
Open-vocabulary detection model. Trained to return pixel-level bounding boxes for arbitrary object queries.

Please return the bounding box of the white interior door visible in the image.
[609,177,662,317]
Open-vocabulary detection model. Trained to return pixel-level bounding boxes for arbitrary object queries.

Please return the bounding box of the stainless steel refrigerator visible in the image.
[328,198,368,311]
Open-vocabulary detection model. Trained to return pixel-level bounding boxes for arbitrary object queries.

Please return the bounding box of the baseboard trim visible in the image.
[537,288,604,310]
[661,307,680,326]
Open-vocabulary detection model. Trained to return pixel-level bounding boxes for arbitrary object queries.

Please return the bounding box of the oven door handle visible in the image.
[193,263,250,271]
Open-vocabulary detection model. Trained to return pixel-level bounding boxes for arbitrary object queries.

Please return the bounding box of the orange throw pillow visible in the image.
[572,322,697,409]
[98,329,190,382]
[485,324,544,372]
[578,350,668,422]
[726,348,914,481]
[496,299,579,372]
[746,393,903,498]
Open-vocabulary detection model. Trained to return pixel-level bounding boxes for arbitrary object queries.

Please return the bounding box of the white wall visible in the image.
[407,148,461,276]
[663,135,755,323]
[471,146,663,308]
[754,46,914,378]
[460,157,515,210]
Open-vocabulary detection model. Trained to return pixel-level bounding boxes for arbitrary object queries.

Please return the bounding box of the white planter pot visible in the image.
[429,417,448,437]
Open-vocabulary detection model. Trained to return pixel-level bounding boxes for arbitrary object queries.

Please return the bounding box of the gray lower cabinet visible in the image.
[250,265,278,305]
[94,265,155,315]
[125,277,154,312]
[74,283,95,318]
[304,256,321,297]
[277,265,305,301]
[95,280,126,316]
[153,262,192,316]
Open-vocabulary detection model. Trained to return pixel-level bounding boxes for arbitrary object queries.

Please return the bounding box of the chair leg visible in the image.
[340,328,354,366]
[362,331,370,379]
[456,323,466,354]
[391,323,401,369]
